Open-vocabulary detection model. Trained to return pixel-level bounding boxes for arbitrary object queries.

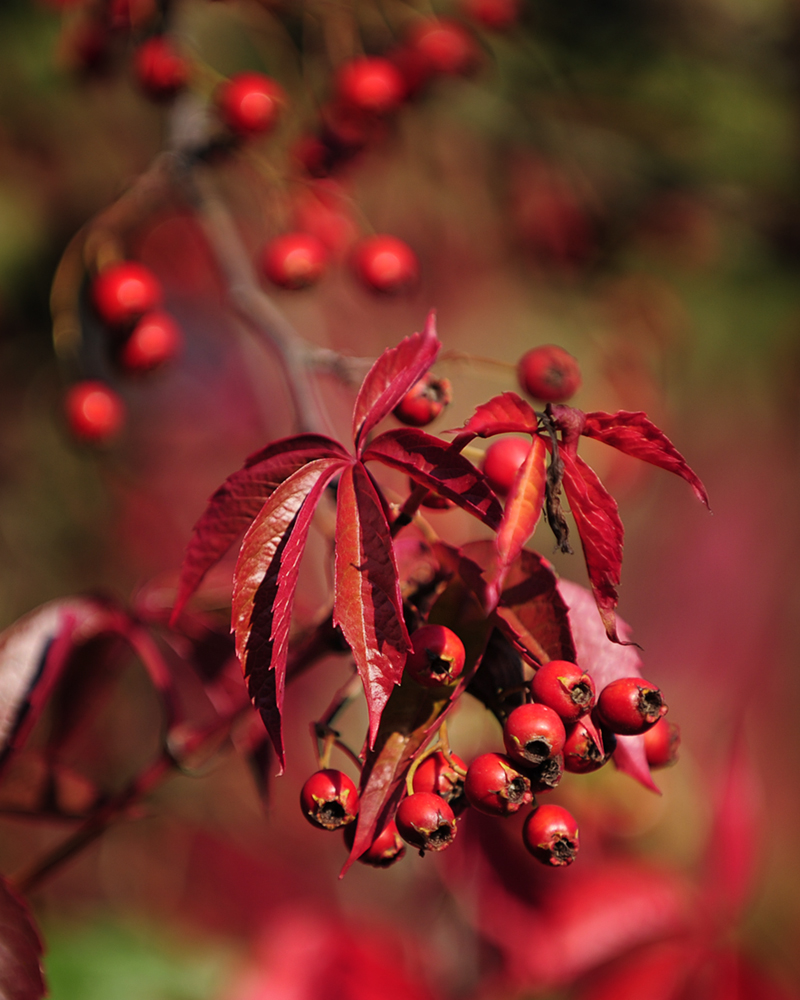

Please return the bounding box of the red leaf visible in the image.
[582,410,710,508]
[560,451,625,645]
[351,311,440,455]
[232,457,347,769]
[362,429,503,530]
[453,391,539,439]
[0,878,45,1000]
[333,463,412,748]
[173,434,348,621]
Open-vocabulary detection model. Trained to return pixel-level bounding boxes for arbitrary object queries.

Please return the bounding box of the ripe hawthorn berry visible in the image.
[92,262,163,329]
[134,36,188,100]
[503,703,566,767]
[563,719,611,774]
[262,232,328,290]
[351,235,419,295]
[530,660,596,722]
[120,310,183,372]
[412,751,467,813]
[396,792,457,853]
[406,19,480,77]
[481,436,531,497]
[393,373,452,426]
[596,677,667,736]
[64,381,125,443]
[517,345,582,403]
[461,0,519,30]
[464,752,533,816]
[216,72,286,136]
[299,768,358,831]
[335,56,405,117]
[643,718,680,769]
[523,804,579,867]
[406,625,465,687]
[344,820,406,868]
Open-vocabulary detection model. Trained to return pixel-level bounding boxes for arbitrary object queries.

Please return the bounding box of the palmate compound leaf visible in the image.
[232,457,349,770]
[0,878,45,1000]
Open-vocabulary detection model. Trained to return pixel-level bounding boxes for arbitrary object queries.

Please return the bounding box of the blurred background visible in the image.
[1,0,799,997]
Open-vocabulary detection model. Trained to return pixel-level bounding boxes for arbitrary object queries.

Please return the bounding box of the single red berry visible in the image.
[406,19,480,77]
[530,660,596,722]
[134,36,188,99]
[644,718,680,769]
[336,56,405,116]
[64,381,125,443]
[522,804,579,867]
[351,235,419,295]
[299,768,358,830]
[344,819,406,867]
[396,792,457,853]
[563,719,611,774]
[216,72,286,136]
[120,310,183,372]
[517,345,582,403]
[596,677,668,736]
[503,703,566,767]
[412,751,467,813]
[481,436,531,497]
[393,374,452,427]
[461,0,520,30]
[524,753,564,793]
[406,625,465,688]
[92,262,163,329]
[407,477,455,510]
[464,752,533,816]
[262,232,328,290]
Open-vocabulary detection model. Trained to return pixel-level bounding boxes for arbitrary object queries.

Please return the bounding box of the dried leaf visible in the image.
[0,878,45,1000]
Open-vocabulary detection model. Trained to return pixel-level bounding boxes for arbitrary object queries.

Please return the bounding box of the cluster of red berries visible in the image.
[299,624,679,869]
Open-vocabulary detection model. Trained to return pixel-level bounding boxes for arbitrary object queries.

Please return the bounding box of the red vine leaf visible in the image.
[0,877,45,1000]
[333,463,412,747]
[363,429,502,530]
[582,410,710,508]
[453,391,539,440]
[173,434,348,621]
[232,457,348,769]
[352,311,440,455]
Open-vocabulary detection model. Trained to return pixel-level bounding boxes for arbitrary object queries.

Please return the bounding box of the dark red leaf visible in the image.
[232,457,348,769]
[351,311,440,455]
[582,410,710,508]
[173,434,348,621]
[453,391,539,439]
[0,877,45,1000]
[362,429,502,530]
[333,463,412,748]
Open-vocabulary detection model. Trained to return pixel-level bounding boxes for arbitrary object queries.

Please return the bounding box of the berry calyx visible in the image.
[530,660,596,722]
[351,235,419,295]
[344,820,406,867]
[563,720,610,774]
[596,677,668,736]
[395,792,457,853]
[300,769,358,830]
[644,718,680,769]
[503,703,566,767]
[393,374,452,426]
[216,72,286,136]
[335,57,405,117]
[481,436,531,497]
[64,381,125,443]
[406,625,465,688]
[517,345,582,403]
[522,804,579,867]
[525,753,564,793]
[134,36,188,100]
[464,752,533,816]
[120,311,183,372]
[92,262,163,328]
[262,232,328,290]
[412,751,467,813]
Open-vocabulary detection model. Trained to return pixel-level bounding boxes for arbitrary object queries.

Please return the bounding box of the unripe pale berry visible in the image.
[300,768,358,830]
[481,437,531,497]
[396,792,457,853]
[393,374,452,426]
[522,804,579,867]
[530,660,596,722]
[134,36,188,100]
[464,752,533,816]
[643,718,680,769]
[92,262,163,328]
[596,677,667,736]
[217,72,286,136]
[503,702,566,767]
[262,232,328,290]
[64,381,125,443]
[406,625,465,687]
[412,751,467,813]
[517,345,582,403]
[120,310,183,372]
[335,57,405,116]
[351,235,419,295]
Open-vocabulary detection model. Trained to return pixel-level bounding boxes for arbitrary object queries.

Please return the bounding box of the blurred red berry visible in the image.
[262,232,328,290]
[344,820,406,867]
[120,310,183,372]
[503,702,566,767]
[351,235,419,294]
[396,792,457,853]
[461,0,519,30]
[644,718,680,769]
[64,381,125,443]
[406,624,465,687]
[406,18,480,77]
[134,36,188,99]
[300,769,358,830]
[464,752,533,816]
[336,57,405,116]
[217,72,286,136]
[518,345,582,402]
[92,262,162,328]
[530,660,595,722]
[393,374,452,426]
[481,436,531,496]
[522,803,579,867]
[412,751,467,812]
[597,677,667,736]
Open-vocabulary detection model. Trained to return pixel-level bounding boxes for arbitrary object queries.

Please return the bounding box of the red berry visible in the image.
[92,262,163,329]
[461,0,519,30]
[464,752,533,816]
[525,753,564,793]
[395,792,457,853]
[393,374,452,427]
[643,718,680,769]
[406,625,465,687]
[407,477,455,510]
[336,57,405,116]
[530,660,596,722]
[120,311,183,372]
[351,235,419,295]
[299,769,358,830]
[596,677,667,736]
[517,345,582,402]
[64,381,125,443]
[134,37,188,99]
[406,19,480,77]
[216,72,286,136]
[503,703,566,767]
[481,436,531,497]
[522,804,579,867]
[262,232,328,290]
[563,719,611,774]
[412,751,467,812]
[344,819,406,867]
